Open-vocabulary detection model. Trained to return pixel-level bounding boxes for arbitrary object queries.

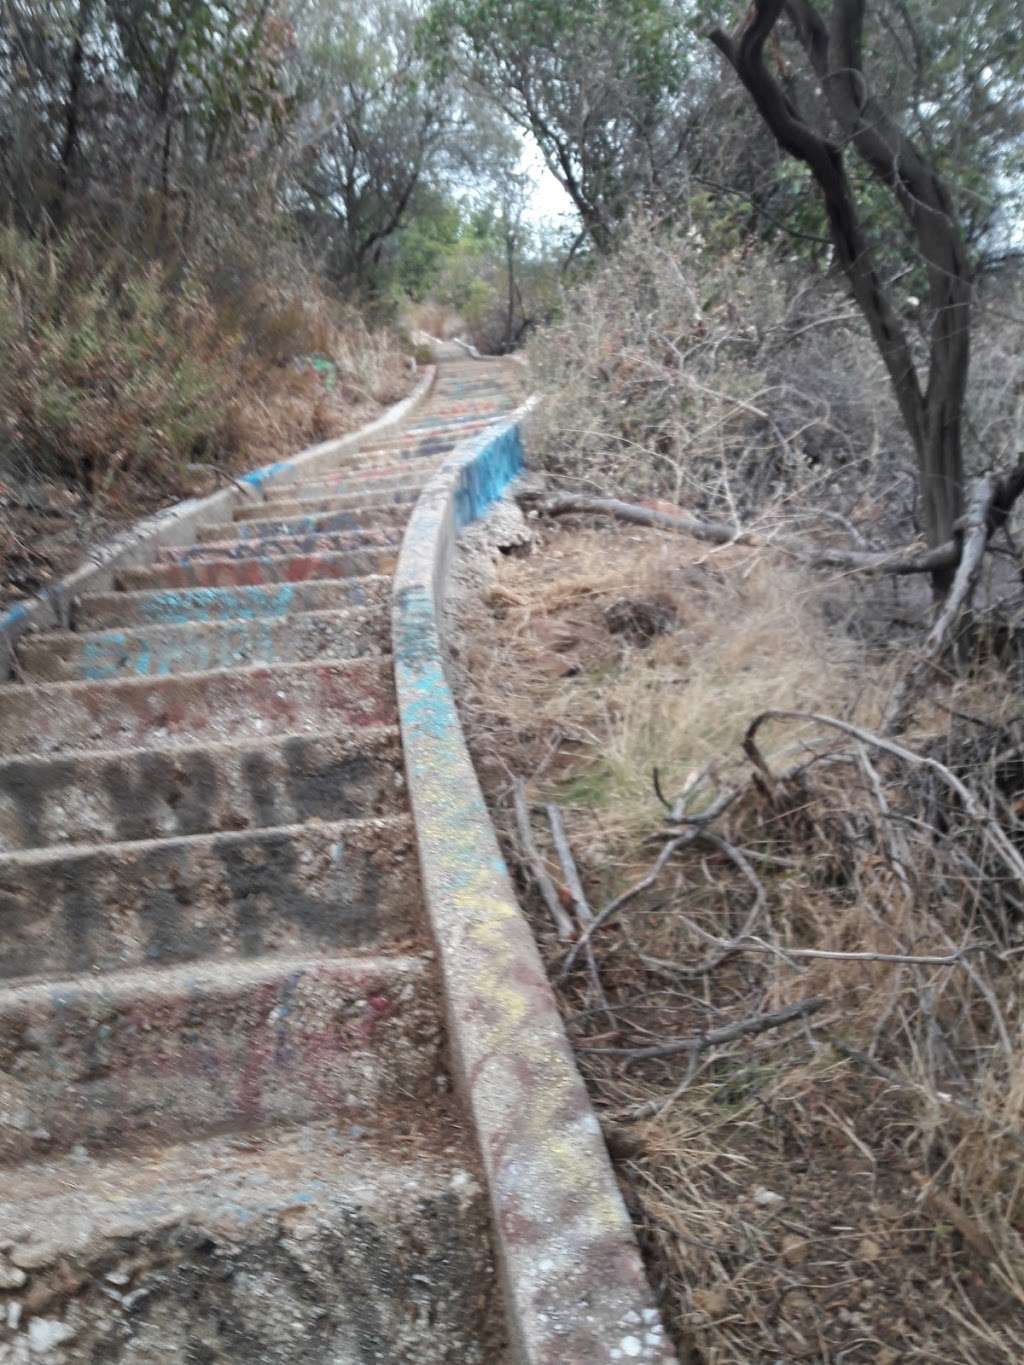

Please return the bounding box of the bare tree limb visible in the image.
[582,996,829,1060]
[885,475,994,732]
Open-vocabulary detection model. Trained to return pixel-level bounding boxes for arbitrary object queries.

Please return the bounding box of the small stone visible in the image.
[753,1187,784,1208]
[620,1337,643,1359]
[8,1302,22,1330]
[0,1259,26,1289]
[27,1318,75,1352]
[9,1246,54,1271]
[781,1234,808,1265]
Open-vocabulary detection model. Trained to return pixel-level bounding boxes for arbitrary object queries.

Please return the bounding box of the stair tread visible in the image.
[0,1118,476,1247]
[0,809,412,870]
[76,575,391,627]
[0,1121,500,1365]
[0,656,397,755]
[117,547,398,590]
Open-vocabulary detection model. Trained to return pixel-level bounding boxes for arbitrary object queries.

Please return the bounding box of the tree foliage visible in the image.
[421,0,693,250]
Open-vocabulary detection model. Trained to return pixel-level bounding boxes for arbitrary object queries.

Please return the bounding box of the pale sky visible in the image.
[519,140,576,229]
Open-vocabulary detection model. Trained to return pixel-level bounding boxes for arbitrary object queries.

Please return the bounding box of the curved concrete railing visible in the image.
[0,366,436,677]
[392,404,678,1365]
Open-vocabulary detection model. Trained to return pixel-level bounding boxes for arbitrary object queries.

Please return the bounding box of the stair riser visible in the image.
[20,608,389,683]
[0,658,396,756]
[164,525,400,562]
[116,548,397,591]
[197,505,410,545]
[0,957,437,1160]
[282,468,435,501]
[0,729,403,850]
[77,577,390,629]
[237,485,421,522]
[0,819,419,979]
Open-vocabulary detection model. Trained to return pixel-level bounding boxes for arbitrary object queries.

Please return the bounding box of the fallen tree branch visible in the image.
[511,778,575,940]
[546,803,616,1028]
[560,832,698,979]
[582,996,828,1060]
[523,458,1024,587]
[524,490,955,575]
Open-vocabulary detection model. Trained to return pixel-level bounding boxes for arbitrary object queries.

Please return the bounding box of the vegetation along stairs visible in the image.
[0,357,677,1364]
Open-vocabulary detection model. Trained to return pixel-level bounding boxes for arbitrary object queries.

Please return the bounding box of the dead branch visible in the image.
[560,832,699,979]
[885,474,994,733]
[742,710,1024,890]
[546,803,594,926]
[511,778,575,940]
[582,996,828,1061]
[523,490,956,575]
[546,803,616,1027]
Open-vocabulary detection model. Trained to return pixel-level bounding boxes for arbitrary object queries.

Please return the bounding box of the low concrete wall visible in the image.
[392,412,678,1365]
[0,367,436,677]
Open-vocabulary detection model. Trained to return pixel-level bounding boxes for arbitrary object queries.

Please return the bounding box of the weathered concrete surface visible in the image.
[0,954,439,1161]
[163,524,401,562]
[393,398,679,1364]
[0,724,404,849]
[0,355,633,1363]
[0,815,420,976]
[117,546,399,591]
[0,1124,504,1365]
[76,576,392,629]
[197,502,411,544]
[235,483,424,522]
[20,604,389,682]
[0,367,436,679]
[0,657,397,755]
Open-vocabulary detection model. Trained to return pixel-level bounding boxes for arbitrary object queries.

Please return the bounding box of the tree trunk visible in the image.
[55,0,94,225]
[711,0,972,599]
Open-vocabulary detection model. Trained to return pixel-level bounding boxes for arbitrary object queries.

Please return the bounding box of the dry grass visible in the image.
[0,225,414,604]
[453,515,1024,1364]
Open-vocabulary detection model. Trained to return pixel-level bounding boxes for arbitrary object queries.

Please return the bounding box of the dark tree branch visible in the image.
[709,1,974,597]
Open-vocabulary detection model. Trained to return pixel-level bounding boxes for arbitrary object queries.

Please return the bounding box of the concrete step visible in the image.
[0,814,419,980]
[0,952,439,1161]
[0,1123,501,1365]
[286,465,438,497]
[284,463,442,502]
[197,503,411,546]
[76,576,391,629]
[162,523,400,561]
[116,547,397,591]
[19,605,389,683]
[237,483,422,523]
[0,724,404,850]
[0,657,395,755]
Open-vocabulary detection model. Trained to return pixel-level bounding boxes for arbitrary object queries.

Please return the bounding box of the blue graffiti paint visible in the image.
[452,424,524,530]
[135,585,298,626]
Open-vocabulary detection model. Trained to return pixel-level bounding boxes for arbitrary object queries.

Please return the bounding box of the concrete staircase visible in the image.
[0,361,521,1363]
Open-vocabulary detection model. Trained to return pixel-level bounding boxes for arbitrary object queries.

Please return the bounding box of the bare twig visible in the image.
[560,832,698,978]
[583,996,829,1061]
[546,803,594,926]
[742,710,1024,890]
[511,778,575,940]
[546,803,616,1028]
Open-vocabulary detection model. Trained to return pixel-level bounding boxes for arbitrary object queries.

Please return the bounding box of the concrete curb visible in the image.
[0,367,437,676]
[392,411,678,1364]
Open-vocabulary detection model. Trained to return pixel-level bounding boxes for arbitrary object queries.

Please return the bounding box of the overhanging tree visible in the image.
[710,0,975,594]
